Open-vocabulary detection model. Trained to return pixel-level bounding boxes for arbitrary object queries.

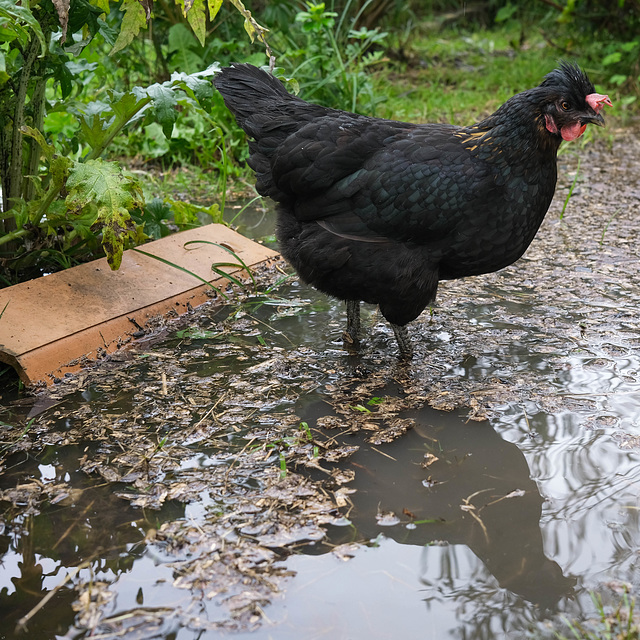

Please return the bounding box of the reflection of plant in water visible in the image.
[557,591,639,640]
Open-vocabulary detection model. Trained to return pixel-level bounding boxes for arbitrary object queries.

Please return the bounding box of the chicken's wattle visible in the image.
[561,121,588,141]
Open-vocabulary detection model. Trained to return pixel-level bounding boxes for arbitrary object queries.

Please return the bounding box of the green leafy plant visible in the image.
[0,0,269,285]
[275,1,389,114]
[599,40,639,107]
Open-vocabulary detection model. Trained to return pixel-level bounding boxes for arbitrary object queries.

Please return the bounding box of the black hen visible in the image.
[214,63,611,356]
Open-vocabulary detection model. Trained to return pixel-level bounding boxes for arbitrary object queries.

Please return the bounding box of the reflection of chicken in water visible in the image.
[214,63,610,356]
[335,407,575,607]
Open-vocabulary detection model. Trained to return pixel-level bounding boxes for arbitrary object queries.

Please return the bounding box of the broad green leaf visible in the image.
[0,51,7,86]
[88,0,110,14]
[109,90,151,126]
[67,0,104,41]
[66,159,144,269]
[49,155,73,191]
[97,16,118,47]
[110,0,148,56]
[0,19,30,48]
[166,199,222,227]
[602,52,622,66]
[0,0,47,54]
[146,83,178,138]
[170,65,218,102]
[207,0,223,21]
[79,91,151,158]
[495,3,517,23]
[20,125,56,161]
[79,113,111,153]
[185,0,206,46]
[167,23,204,73]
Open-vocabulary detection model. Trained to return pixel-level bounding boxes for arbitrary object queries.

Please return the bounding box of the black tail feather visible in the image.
[214,64,333,199]
[213,64,295,129]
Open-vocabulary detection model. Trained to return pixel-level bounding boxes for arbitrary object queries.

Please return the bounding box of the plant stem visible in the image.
[23,69,47,204]
[31,178,64,228]
[7,36,41,215]
[84,97,152,162]
[218,131,228,214]
[0,228,29,247]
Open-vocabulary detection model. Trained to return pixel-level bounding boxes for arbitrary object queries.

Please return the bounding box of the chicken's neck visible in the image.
[466,94,563,160]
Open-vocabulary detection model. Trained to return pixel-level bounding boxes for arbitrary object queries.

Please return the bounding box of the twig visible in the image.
[538,0,565,11]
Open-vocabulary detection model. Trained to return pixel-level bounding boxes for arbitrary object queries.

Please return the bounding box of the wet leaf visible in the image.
[375,508,400,526]
[66,159,143,269]
[332,543,359,561]
[110,0,148,55]
[422,452,439,467]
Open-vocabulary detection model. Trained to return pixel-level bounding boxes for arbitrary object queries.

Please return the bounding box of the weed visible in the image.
[274,1,388,114]
[184,240,258,291]
[0,418,34,457]
[600,209,622,246]
[228,197,264,226]
[0,0,266,284]
[279,452,288,478]
[560,158,581,221]
[299,421,313,442]
[132,247,232,301]
[350,404,371,413]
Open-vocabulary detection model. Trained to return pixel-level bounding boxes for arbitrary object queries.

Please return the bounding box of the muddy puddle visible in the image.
[2,129,640,639]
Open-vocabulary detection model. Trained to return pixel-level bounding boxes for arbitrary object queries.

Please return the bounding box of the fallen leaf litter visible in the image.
[1,129,640,635]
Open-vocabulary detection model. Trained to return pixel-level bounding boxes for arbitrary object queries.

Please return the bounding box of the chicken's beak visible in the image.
[581,112,605,127]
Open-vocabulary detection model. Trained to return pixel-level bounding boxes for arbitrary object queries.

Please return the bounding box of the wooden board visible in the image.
[0,224,279,386]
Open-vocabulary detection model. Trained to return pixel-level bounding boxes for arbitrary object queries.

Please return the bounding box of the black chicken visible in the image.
[214,63,611,356]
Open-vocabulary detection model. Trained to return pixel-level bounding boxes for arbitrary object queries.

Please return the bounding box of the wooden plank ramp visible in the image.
[0,224,279,386]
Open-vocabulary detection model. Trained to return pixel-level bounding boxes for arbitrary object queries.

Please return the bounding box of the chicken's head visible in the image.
[541,62,612,142]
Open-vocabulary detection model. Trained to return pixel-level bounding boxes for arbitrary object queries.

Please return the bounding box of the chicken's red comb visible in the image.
[586,93,613,114]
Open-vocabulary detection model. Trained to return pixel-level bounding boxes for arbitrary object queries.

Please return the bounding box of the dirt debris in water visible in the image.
[1,129,640,635]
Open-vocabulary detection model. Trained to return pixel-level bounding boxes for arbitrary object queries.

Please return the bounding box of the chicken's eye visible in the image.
[561,101,570,110]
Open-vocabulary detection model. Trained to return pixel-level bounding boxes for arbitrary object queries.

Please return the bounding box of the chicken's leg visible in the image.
[391,323,413,359]
[343,300,361,348]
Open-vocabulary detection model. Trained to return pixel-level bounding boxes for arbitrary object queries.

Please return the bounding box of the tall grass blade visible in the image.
[560,158,581,220]
[132,248,231,300]
[228,196,263,225]
[184,240,257,289]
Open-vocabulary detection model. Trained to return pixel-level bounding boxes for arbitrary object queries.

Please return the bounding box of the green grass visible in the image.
[369,24,614,125]
[154,22,630,202]
[371,30,555,123]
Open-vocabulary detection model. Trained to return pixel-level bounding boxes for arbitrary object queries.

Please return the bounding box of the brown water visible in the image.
[2,134,640,639]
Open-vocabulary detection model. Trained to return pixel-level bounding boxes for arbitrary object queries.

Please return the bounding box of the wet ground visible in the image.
[1,127,640,639]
